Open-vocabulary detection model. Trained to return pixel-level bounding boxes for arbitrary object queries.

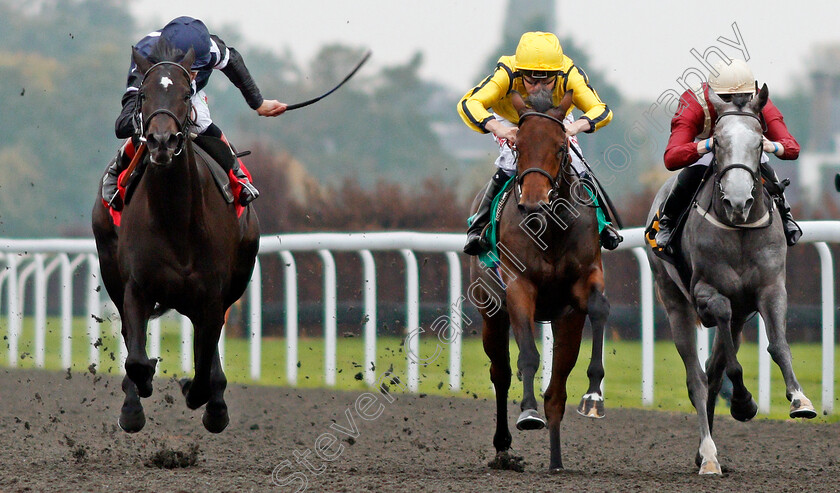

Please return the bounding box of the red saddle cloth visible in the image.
[104,146,251,227]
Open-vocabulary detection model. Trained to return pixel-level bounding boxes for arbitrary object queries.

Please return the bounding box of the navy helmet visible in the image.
[160,16,212,68]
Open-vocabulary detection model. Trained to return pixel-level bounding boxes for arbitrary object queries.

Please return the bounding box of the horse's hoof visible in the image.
[118,408,146,433]
[577,393,605,419]
[698,459,722,475]
[202,406,229,434]
[179,378,192,397]
[790,393,817,419]
[516,409,546,431]
[549,466,564,474]
[729,397,758,422]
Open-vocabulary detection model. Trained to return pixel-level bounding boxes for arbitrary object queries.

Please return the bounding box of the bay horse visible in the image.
[471,90,610,472]
[645,84,816,474]
[91,42,260,433]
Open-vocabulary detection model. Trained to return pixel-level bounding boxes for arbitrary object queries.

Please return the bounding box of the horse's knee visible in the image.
[696,293,730,324]
[489,365,512,387]
[587,290,610,323]
[766,341,789,360]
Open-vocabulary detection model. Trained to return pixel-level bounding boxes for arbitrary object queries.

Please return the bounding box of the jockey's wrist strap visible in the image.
[705,139,712,152]
[772,142,780,155]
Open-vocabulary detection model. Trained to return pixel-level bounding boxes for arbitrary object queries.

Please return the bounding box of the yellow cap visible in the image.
[514,32,564,72]
[708,59,755,95]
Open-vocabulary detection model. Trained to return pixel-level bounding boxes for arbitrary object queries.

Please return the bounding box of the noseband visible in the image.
[514,112,572,197]
[137,61,193,156]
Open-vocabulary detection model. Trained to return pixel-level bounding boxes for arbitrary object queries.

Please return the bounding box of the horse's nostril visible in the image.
[745,198,754,210]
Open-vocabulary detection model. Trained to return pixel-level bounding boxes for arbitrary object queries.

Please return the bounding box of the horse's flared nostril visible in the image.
[518,202,541,215]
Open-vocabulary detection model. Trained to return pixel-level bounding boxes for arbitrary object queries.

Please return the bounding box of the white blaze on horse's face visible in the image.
[160,76,173,90]
[716,118,762,224]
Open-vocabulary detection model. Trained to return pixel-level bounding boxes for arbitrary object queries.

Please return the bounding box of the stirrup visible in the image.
[784,219,802,247]
[238,180,259,206]
[463,233,490,256]
[600,225,623,250]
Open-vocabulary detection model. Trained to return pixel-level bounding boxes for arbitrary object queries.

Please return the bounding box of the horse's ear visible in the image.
[547,90,574,120]
[511,91,528,116]
[707,86,726,115]
[179,47,196,73]
[132,46,152,75]
[750,83,769,113]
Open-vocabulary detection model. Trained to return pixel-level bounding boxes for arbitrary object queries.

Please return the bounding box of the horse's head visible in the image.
[132,39,195,167]
[708,83,768,224]
[511,90,574,214]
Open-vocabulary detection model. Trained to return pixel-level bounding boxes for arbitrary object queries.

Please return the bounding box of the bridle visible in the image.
[712,110,763,189]
[136,61,194,157]
[514,111,574,200]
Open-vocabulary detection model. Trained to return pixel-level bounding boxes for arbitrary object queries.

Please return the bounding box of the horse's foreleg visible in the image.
[482,310,513,458]
[545,309,585,473]
[201,349,229,433]
[757,283,817,419]
[660,280,719,475]
[506,279,544,430]
[696,283,756,423]
[122,281,156,398]
[578,287,608,419]
[118,374,146,433]
[704,334,725,427]
[182,307,225,412]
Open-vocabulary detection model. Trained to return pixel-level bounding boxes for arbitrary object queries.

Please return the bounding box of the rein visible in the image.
[137,61,194,157]
[514,111,573,200]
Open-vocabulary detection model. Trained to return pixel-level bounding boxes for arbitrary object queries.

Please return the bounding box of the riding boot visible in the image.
[231,158,260,206]
[101,139,137,211]
[759,163,801,246]
[464,169,509,256]
[655,165,708,250]
[579,174,623,250]
[214,131,259,206]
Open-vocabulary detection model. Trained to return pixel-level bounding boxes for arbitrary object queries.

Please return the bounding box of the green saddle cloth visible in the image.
[468,177,610,269]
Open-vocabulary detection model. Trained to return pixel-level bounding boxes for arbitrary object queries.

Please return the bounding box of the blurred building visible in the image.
[798,44,840,208]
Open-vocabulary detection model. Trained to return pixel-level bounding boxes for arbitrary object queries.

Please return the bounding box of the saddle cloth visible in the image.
[469,177,610,270]
[107,139,250,227]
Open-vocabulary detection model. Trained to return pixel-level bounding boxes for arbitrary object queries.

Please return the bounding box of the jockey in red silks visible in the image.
[655,58,802,250]
[102,16,288,211]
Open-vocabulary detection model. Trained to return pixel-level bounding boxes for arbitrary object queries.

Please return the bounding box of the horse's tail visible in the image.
[150,303,170,320]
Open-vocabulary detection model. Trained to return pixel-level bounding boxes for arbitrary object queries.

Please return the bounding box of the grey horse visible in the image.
[646,84,816,475]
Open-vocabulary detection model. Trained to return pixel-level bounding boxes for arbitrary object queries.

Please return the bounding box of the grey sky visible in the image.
[129,0,840,101]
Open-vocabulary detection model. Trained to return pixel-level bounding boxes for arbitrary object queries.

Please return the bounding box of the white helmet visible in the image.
[708,59,755,95]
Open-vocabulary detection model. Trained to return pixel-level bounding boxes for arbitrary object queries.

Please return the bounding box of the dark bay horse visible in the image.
[646,84,816,474]
[91,42,260,433]
[471,91,610,472]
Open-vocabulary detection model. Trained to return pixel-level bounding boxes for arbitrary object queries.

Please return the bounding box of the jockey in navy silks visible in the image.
[103,16,287,210]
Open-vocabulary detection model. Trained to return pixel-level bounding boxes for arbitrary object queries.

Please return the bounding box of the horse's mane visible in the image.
[526,89,554,113]
[147,36,185,64]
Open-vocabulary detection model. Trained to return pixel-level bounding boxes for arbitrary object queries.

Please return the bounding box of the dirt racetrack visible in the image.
[0,368,837,492]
